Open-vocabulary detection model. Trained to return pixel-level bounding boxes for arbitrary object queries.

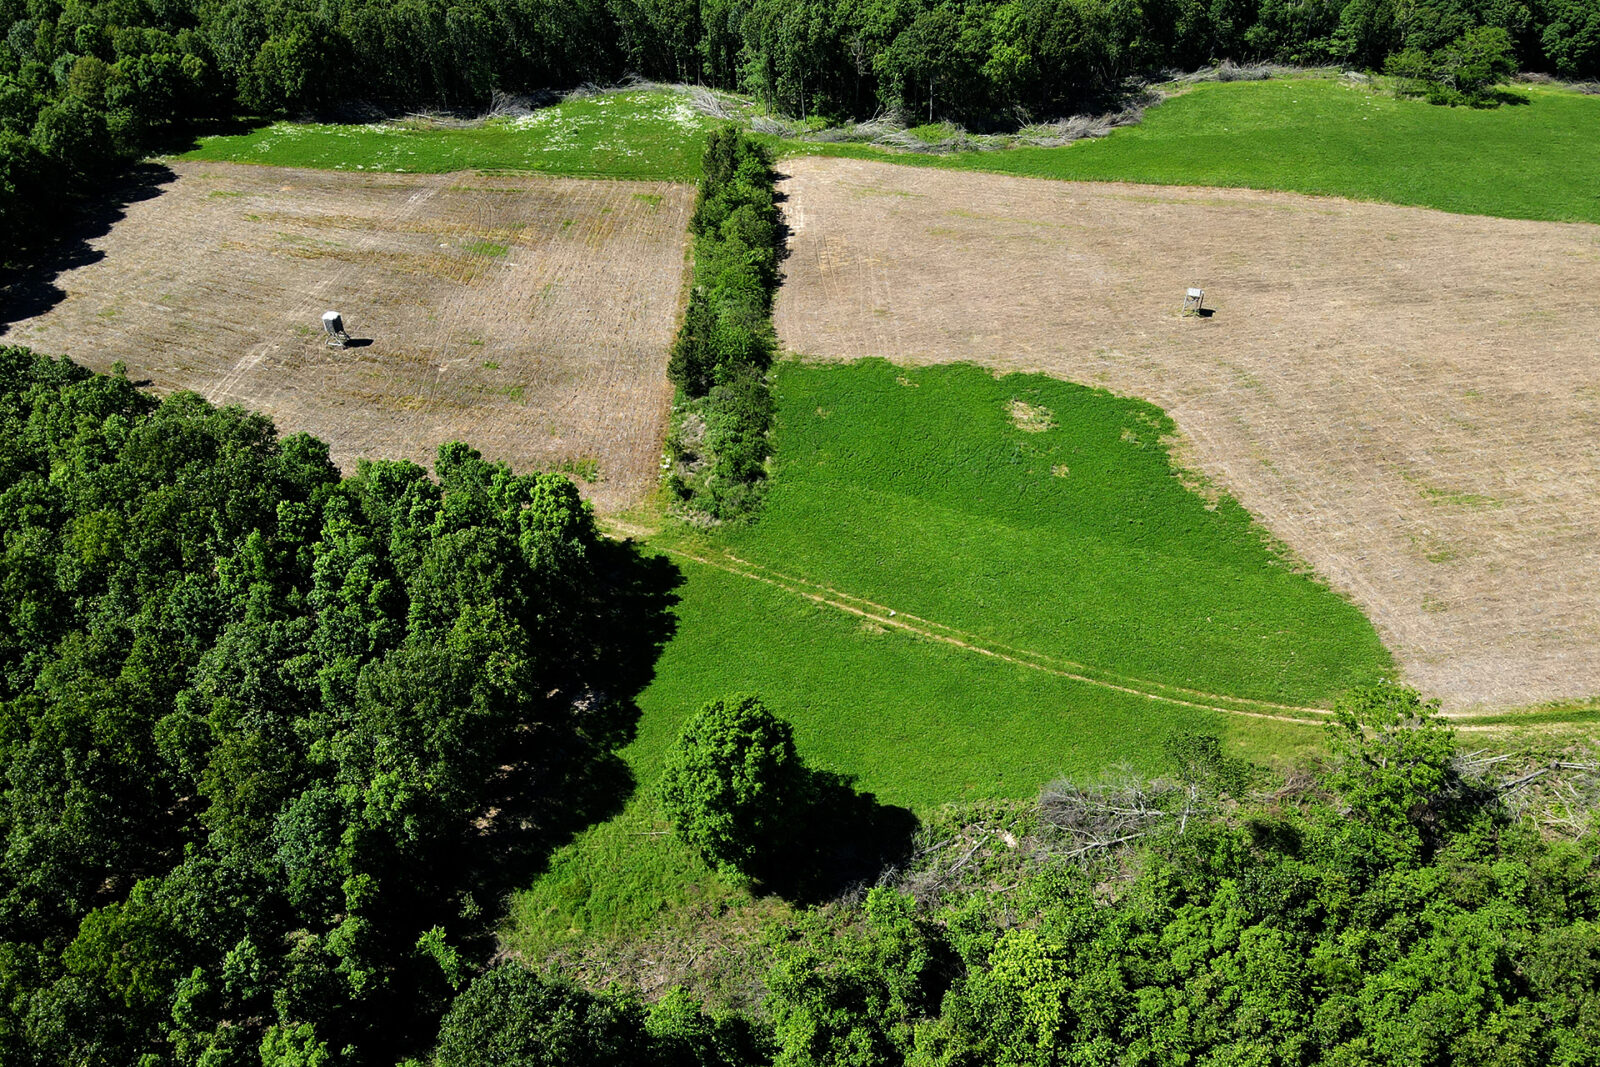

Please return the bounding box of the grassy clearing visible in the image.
[706,359,1391,708]
[179,90,709,181]
[506,358,1383,952]
[784,78,1600,224]
[506,554,1324,952]
[180,80,1600,223]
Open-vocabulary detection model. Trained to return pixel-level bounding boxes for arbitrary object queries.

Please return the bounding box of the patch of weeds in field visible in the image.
[1401,470,1504,509]
[558,456,602,483]
[182,90,711,182]
[1008,399,1056,432]
[480,359,498,369]
[1407,528,1461,563]
[780,77,1600,224]
[466,240,509,257]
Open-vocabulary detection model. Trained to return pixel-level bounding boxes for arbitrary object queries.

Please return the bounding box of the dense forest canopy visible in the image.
[0,345,678,1065]
[4,0,1600,255]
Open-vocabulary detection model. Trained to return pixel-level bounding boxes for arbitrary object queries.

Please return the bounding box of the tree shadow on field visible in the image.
[1485,88,1531,107]
[755,768,919,905]
[464,541,684,908]
[0,162,179,329]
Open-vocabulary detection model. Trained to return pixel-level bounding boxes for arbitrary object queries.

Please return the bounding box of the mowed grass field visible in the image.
[506,359,1387,951]
[1,164,692,512]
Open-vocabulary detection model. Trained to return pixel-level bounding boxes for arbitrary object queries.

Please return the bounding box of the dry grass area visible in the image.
[774,156,1600,710]
[3,162,692,512]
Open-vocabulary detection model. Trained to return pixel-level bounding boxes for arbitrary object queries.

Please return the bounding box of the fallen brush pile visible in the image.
[683,84,1154,152]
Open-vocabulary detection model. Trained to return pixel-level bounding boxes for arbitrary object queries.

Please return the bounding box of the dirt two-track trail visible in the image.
[775,156,1600,711]
[4,162,693,513]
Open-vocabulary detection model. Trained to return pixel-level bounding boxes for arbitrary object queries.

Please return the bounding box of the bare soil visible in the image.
[3,162,692,512]
[774,156,1600,710]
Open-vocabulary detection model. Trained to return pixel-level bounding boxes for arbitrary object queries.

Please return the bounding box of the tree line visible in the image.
[451,683,1600,1067]
[7,0,1600,262]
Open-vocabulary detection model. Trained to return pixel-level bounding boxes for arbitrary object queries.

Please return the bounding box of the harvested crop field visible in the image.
[775,156,1600,710]
[2,162,692,511]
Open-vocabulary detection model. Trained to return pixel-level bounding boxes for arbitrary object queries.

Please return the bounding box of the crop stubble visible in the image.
[775,156,1600,710]
[3,162,692,512]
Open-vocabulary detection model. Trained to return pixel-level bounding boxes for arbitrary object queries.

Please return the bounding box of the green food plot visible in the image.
[706,359,1390,709]
[792,78,1600,224]
[179,90,710,181]
[507,359,1387,950]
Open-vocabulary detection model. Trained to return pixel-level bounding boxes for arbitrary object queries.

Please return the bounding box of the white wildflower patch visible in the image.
[662,98,700,129]
[510,109,558,130]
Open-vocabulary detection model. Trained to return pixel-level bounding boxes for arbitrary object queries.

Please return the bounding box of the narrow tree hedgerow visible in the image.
[663,126,783,520]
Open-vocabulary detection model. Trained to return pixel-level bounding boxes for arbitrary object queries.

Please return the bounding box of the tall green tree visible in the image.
[657,693,806,877]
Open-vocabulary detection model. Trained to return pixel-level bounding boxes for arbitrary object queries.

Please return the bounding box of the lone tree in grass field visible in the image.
[657,694,807,878]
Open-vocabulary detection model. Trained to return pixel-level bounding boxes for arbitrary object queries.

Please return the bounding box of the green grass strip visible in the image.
[179,91,709,182]
[781,78,1600,224]
[182,81,1600,224]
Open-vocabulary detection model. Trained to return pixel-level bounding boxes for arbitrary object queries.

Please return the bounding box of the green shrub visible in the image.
[434,966,647,1067]
[1387,26,1517,106]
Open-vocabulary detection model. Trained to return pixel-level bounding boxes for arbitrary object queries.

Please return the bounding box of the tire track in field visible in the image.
[611,531,1542,732]
[657,543,1332,726]
[715,550,1333,716]
[694,551,1550,728]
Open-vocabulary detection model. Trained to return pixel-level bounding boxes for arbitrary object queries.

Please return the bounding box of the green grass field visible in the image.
[180,79,1600,224]
[791,77,1600,224]
[505,359,1388,952]
[706,359,1391,708]
[179,90,710,181]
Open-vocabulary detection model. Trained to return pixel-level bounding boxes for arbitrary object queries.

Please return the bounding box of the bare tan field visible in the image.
[774,156,1600,710]
[3,162,692,512]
